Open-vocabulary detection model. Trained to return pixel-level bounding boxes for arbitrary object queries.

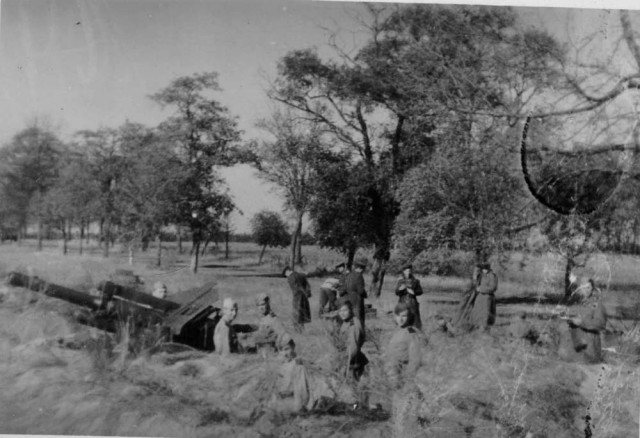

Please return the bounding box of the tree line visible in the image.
[3,5,640,295]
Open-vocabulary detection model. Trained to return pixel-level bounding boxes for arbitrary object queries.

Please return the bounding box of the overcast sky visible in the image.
[0,0,638,232]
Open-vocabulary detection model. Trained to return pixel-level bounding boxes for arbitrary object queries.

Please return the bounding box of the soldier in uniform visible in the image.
[213,297,241,355]
[469,263,498,331]
[151,281,168,299]
[384,302,423,389]
[344,258,367,332]
[253,292,287,354]
[283,266,312,332]
[394,264,424,330]
[563,279,607,363]
[336,299,368,381]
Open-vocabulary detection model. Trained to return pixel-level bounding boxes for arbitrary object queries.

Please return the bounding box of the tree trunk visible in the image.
[563,256,575,300]
[631,218,638,254]
[79,223,84,255]
[201,238,210,257]
[190,232,201,274]
[370,258,387,299]
[259,244,267,264]
[370,244,390,298]
[347,244,357,270]
[225,222,230,260]
[289,230,298,270]
[103,219,110,258]
[177,226,183,254]
[156,233,162,267]
[62,220,68,255]
[99,218,104,248]
[37,218,43,251]
[294,210,304,265]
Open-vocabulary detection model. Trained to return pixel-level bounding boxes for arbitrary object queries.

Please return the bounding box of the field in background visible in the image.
[0,241,639,437]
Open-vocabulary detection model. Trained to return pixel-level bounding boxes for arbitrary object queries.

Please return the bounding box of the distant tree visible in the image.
[43,146,101,255]
[250,210,291,264]
[393,128,531,266]
[0,122,63,250]
[151,72,242,273]
[73,128,125,258]
[254,110,320,269]
[116,122,188,267]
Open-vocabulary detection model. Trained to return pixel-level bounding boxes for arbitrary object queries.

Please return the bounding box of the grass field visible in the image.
[0,240,639,437]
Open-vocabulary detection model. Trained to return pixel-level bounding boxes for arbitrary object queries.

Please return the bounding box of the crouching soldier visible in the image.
[319,278,341,317]
[253,292,287,355]
[384,303,424,390]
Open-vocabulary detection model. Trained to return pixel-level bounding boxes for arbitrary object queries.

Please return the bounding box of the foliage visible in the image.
[254,110,321,267]
[150,72,242,272]
[0,122,64,246]
[271,4,566,271]
[250,210,290,255]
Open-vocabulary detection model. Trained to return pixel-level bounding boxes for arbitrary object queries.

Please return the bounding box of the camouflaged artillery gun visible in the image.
[6,271,221,351]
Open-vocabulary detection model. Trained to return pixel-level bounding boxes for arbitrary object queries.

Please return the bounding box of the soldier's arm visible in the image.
[395,278,406,296]
[413,279,424,296]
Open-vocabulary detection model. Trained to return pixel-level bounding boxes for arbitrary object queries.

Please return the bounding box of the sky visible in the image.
[1,0,639,232]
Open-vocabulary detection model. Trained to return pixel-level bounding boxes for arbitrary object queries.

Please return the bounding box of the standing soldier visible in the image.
[345,258,367,332]
[469,263,498,331]
[283,266,312,332]
[564,279,607,363]
[394,264,424,330]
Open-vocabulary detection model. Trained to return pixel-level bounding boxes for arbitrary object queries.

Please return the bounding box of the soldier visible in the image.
[456,262,498,333]
[335,262,349,297]
[469,263,498,331]
[283,266,312,332]
[254,292,286,354]
[337,299,368,381]
[344,258,367,332]
[384,303,423,389]
[318,278,340,316]
[564,279,607,363]
[213,297,241,355]
[394,264,424,330]
[151,281,167,299]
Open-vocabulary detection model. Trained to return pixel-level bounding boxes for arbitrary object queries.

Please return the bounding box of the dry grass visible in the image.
[1,242,640,437]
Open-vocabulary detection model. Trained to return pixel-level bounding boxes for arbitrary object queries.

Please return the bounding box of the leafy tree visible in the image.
[270,4,565,293]
[73,128,125,257]
[41,146,101,255]
[115,122,188,266]
[0,122,63,250]
[250,210,291,264]
[394,130,529,268]
[254,110,320,269]
[151,72,242,273]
